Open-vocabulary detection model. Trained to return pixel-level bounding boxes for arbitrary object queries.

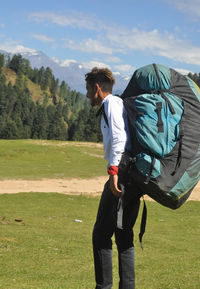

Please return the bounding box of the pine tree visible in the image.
[69,106,102,142]
[0,54,4,70]
[32,103,48,139]
[9,54,31,75]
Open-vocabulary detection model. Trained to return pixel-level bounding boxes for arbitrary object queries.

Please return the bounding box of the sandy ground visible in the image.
[0,177,108,196]
[0,177,199,200]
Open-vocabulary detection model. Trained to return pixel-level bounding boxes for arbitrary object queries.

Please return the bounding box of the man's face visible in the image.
[86,82,99,107]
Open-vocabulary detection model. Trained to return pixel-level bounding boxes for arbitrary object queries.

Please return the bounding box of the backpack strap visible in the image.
[139,197,147,250]
[144,155,156,184]
[172,130,184,175]
[156,102,164,132]
[96,103,109,127]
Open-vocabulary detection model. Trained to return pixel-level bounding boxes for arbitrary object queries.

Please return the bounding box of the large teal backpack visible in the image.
[120,63,200,210]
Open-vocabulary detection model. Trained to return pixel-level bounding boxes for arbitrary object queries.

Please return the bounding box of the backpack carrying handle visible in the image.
[153,63,175,115]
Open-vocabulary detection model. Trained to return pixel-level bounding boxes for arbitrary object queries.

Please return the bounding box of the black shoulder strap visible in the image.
[96,103,109,127]
[139,198,147,250]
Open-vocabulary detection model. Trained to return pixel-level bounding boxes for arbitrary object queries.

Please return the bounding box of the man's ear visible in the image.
[95,83,101,92]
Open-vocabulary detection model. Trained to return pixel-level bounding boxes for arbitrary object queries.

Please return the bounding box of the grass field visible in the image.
[0,139,106,179]
[0,193,199,289]
[0,139,199,288]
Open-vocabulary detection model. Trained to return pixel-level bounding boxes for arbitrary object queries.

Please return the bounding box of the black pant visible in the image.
[92,180,141,289]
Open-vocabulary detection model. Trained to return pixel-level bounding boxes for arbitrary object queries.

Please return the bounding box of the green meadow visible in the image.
[0,139,106,179]
[0,140,199,289]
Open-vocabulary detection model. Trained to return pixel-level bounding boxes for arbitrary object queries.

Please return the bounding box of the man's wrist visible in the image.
[108,166,118,175]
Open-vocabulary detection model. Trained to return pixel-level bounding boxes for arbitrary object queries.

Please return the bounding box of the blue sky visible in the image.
[0,0,200,76]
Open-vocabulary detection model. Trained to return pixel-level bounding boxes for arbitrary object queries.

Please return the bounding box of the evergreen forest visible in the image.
[0,53,200,142]
[0,53,102,142]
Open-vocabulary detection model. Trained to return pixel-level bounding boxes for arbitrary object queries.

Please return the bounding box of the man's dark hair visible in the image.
[85,67,115,93]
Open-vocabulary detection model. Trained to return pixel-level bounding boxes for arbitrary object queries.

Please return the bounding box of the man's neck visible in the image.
[100,92,111,104]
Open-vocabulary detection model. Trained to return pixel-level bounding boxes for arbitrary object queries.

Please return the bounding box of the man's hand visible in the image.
[109,175,122,197]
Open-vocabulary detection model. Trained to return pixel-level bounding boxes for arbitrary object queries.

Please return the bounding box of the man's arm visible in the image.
[105,97,127,196]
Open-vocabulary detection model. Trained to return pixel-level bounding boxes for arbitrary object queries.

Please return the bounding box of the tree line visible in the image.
[188,72,200,87]
[0,53,102,142]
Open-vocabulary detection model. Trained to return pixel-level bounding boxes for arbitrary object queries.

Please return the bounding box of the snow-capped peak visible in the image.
[5,45,38,56]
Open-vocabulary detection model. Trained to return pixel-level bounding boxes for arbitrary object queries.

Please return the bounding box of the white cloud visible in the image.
[106,27,200,65]
[29,11,104,31]
[64,38,113,55]
[51,57,60,64]
[52,57,110,70]
[114,64,133,73]
[33,34,55,43]
[80,61,111,70]
[163,0,200,17]
[51,57,77,67]
[107,28,171,51]
[104,56,121,63]
[157,42,200,65]
[175,68,193,75]
[60,59,77,67]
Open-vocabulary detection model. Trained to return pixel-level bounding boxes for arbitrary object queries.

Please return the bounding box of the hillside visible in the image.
[0,53,102,142]
[3,67,52,104]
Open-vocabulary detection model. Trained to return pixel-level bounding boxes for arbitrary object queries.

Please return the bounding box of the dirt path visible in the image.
[0,177,199,200]
[0,177,108,196]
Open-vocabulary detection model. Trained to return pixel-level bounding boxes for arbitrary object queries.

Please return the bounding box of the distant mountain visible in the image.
[0,49,130,94]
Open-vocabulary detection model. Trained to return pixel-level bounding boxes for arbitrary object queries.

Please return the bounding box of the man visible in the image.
[85,67,141,289]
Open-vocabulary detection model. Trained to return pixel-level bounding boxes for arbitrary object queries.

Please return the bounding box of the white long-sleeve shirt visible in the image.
[101,94,132,168]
